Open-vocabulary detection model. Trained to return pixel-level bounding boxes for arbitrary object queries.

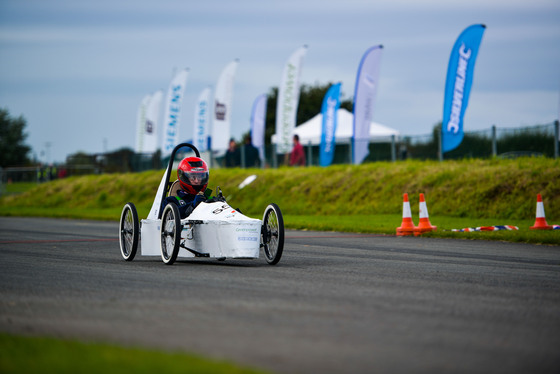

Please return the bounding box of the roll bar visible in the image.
[158,143,200,219]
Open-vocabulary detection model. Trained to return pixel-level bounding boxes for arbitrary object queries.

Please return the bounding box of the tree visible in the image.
[0,108,32,167]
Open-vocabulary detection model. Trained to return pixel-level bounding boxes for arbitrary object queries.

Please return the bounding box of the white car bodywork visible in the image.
[140,200,262,259]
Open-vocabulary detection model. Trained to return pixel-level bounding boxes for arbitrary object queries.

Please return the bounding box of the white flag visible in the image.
[211,59,239,154]
[135,94,151,153]
[276,45,308,154]
[142,90,163,154]
[194,87,211,152]
[161,68,189,157]
[353,45,383,164]
[251,94,267,162]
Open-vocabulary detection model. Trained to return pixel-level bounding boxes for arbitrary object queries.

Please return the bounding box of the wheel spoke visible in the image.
[162,208,177,260]
[261,204,284,265]
[119,203,139,261]
[264,214,279,259]
[122,211,132,254]
[160,204,181,265]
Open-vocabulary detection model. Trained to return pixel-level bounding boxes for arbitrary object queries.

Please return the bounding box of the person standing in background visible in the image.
[289,134,306,166]
[243,135,260,168]
[224,138,240,167]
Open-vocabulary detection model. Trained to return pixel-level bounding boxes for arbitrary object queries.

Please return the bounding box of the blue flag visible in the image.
[320,83,341,167]
[442,24,485,153]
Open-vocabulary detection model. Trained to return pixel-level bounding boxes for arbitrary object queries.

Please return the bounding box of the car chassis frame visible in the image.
[119,143,284,265]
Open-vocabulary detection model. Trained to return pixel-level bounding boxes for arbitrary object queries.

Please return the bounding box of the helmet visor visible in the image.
[179,169,209,187]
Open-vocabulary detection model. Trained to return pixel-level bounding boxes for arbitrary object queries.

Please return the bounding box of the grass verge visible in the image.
[0,333,268,374]
[1,158,559,245]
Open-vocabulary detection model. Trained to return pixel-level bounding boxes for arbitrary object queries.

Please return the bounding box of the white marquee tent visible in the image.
[271,108,399,146]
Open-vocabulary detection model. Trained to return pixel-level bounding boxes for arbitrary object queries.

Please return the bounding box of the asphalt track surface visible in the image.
[1,216,559,374]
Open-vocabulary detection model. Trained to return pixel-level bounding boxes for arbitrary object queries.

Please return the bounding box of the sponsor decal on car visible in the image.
[212,204,230,214]
[236,227,259,233]
[237,236,258,242]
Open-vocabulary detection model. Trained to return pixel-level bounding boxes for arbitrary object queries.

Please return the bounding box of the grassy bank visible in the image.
[1,158,558,244]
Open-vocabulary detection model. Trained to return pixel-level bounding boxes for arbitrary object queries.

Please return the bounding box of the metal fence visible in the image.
[1,121,558,189]
[258,120,559,166]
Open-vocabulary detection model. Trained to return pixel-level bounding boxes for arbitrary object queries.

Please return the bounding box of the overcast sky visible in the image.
[1,0,559,163]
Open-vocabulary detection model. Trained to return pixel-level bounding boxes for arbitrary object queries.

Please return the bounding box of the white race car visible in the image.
[119,143,284,265]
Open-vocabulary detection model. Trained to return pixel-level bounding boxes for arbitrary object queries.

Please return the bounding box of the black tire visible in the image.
[261,203,284,265]
[160,203,181,265]
[119,202,139,261]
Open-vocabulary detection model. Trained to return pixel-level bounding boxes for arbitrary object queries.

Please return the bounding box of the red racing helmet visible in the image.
[177,157,209,194]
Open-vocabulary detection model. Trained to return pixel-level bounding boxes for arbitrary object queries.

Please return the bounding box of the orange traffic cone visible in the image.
[396,193,416,236]
[530,194,553,230]
[414,193,437,236]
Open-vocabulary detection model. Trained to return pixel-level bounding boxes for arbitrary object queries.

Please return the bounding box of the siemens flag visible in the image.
[194,87,211,152]
[441,24,486,154]
[161,68,189,158]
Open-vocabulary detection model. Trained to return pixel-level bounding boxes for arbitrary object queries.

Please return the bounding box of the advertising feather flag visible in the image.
[320,83,341,167]
[353,45,383,164]
[276,45,308,154]
[211,59,239,155]
[194,87,211,152]
[135,94,151,153]
[441,24,486,154]
[250,94,267,163]
[143,90,163,154]
[161,68,189,157]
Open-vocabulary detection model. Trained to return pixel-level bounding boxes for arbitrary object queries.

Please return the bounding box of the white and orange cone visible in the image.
[414,193,437,236]
[396,193,416,236]
[530,194,553,230]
